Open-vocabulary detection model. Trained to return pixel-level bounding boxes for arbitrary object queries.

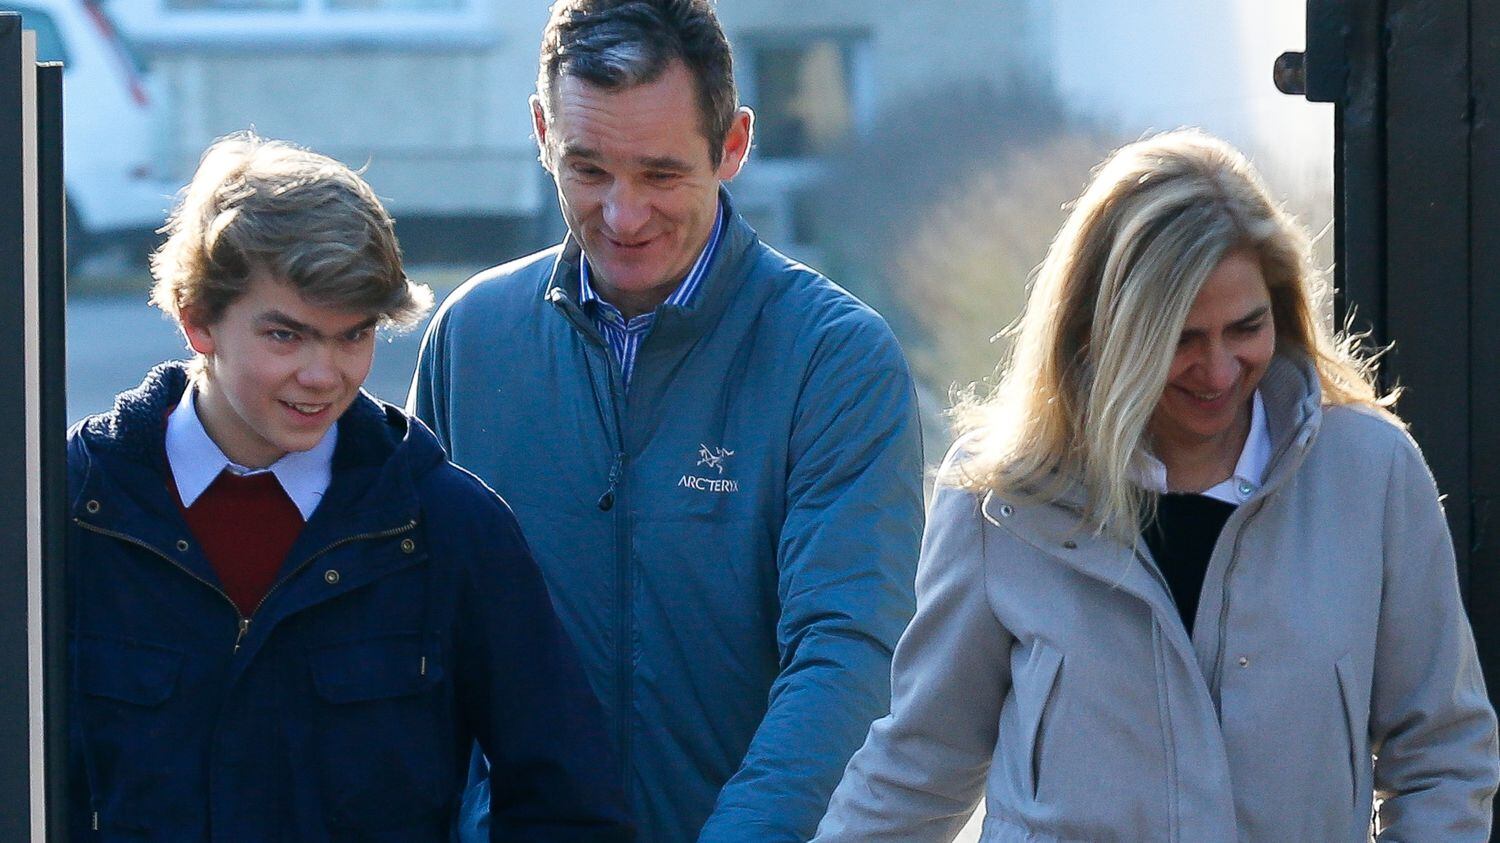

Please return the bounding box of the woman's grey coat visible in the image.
[814,356,1498,842]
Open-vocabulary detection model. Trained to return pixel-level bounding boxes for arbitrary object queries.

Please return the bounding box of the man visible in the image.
[408,1,924,840]
[67,133,630,842]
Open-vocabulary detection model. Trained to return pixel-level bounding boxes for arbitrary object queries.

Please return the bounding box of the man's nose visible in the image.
[603,182,650,238]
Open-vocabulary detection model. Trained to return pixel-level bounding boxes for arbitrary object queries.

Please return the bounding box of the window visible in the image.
[741,33,870,160]
[163,0,459,12]
[104,0,491,47]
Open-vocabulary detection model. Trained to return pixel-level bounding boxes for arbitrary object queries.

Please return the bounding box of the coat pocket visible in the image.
[75,636,186,832]
[1014,640,1064,799]
[307,633,451,832]
[1333,653,1366,811]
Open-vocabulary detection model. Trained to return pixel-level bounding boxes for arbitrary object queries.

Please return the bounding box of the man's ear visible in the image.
[179,306,216,357]
[716,106,755,181]
[530,94,554,173]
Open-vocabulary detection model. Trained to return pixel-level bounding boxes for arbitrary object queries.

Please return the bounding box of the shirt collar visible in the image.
[1136,389,1271,505]
[164,383,336,521]
[579,199,725,320]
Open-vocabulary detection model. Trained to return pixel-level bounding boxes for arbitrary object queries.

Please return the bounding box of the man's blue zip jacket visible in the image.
[66,362,631,842]
[410,190,926,842]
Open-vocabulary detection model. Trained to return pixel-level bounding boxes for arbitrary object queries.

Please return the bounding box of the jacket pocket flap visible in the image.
[309,633,432,704]
[78,637,183,706]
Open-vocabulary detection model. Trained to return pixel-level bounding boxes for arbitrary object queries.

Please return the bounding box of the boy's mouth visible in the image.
[281,400,330,416]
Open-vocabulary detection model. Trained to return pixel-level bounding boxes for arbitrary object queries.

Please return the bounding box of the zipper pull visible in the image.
[597,452,625,511]
[232,617,251,654]
[92,811,99,831]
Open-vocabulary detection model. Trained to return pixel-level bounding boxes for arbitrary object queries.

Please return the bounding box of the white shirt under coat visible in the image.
[1137,389,1271,504]
[163,383,335,520]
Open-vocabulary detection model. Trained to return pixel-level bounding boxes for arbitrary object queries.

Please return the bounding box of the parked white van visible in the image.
[7,0,174,265]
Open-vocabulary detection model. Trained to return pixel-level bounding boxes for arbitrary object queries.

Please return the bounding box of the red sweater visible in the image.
[170,469,305,617]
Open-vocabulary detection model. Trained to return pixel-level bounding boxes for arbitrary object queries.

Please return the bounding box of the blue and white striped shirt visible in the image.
[579,202,725,389]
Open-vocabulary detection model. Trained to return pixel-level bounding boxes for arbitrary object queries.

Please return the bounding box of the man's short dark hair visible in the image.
[538,0,738,165]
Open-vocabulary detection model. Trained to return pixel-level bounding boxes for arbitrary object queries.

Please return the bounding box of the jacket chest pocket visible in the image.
[75,636,188,833]
[308,633,452,833]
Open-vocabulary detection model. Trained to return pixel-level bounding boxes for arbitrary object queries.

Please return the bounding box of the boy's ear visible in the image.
[180,306,216,357]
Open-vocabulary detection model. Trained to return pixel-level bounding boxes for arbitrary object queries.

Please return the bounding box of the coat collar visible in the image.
[980,353,1325,670]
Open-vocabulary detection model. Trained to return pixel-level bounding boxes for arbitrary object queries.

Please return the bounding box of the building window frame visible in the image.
[735,27,874,163]
[104,0,495,48]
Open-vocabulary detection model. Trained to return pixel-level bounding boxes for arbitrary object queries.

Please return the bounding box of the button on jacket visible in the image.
[67,362,630,842]
[815,354,1498,842]
[410,189,925,842]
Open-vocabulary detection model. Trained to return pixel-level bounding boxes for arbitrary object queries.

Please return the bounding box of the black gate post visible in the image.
[1,12,69,840]
[0,14,36,838]
[37,58,69,842]
[1283,0,1498,836]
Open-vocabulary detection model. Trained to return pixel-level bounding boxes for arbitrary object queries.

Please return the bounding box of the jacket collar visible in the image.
[542,185,759,344]
[72,362,439,559]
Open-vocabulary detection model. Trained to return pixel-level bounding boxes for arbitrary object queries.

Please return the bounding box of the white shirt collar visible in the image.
[164,383,336,521]
[1136,390,1270,505]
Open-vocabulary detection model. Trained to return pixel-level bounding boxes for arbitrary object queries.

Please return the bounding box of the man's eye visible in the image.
[344,328,373,343]
[571,164,606,179]
[267,329,297,343]
[646,171,680,183]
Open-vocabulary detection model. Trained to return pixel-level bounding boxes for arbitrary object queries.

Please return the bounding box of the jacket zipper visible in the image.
[75,519,246,648]
[76,518,418,654]
[554,289,635,786]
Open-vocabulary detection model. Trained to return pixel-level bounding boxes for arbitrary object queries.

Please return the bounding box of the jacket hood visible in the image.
[72,361,447,528]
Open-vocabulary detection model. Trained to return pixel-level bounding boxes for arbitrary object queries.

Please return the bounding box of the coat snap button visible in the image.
[400,538,416,554]
[1062,540,1078,550]
[1238,656,1250,667]
[85,500,101,514]
[175,539,189,552]
[324,570,340,585]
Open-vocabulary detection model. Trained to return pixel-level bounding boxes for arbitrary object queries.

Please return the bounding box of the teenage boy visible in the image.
[66,133,631,842]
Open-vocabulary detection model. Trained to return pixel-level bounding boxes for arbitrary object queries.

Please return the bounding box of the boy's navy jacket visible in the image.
[66,362,631,842]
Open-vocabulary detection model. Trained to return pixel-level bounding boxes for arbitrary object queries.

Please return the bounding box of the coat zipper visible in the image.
[76,517,418,654]
[1208,500,1266,698]
[240,519,420,636]
[75,519,246,648]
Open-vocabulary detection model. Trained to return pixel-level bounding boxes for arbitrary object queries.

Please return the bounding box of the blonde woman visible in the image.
[812,130,1498,841]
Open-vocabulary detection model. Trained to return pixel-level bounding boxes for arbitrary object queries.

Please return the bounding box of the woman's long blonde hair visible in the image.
[950,129,1391,540]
